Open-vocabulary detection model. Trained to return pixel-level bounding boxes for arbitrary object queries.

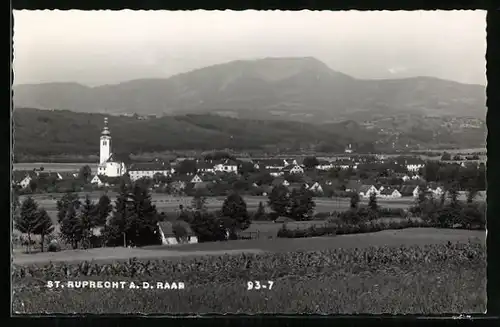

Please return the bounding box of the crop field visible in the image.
[12,237,486,314]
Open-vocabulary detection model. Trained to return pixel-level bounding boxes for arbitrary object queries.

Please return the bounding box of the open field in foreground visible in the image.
[13,228,484,265]
[12,237,486,314]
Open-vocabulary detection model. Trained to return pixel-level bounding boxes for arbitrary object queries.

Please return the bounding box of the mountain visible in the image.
[13,57,486,123]
[13,108,485,161]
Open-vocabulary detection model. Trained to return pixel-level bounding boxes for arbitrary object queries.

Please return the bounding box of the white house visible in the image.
[214,159,239,174]
[267,168,283,177]
[359,185,378,198]
[158,221,198,245]
[128,160,173,181]
[315,160,334,171]
[196,161,216,174]
[427,186,444,198]
[90,175,122,187]
[282,164,304,174]
[379,188,402,199]
[190,174,203,184]
[309,182,324,194]
[96,117,127,178]
[401,175,411,182]
[405,158,425,172]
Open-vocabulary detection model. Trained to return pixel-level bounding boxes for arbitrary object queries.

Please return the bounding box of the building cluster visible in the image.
[13,118,461,200]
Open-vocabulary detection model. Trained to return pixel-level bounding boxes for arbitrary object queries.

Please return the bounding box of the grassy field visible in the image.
[22,193,416,226]
[12,236,486,314]
[13,228,484,265]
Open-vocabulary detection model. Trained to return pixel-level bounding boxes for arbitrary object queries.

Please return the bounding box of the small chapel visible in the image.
[96,117,127,177]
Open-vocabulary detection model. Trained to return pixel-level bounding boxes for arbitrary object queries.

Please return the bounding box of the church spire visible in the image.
[101,117,110,136]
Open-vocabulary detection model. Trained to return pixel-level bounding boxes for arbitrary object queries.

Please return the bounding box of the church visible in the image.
[96,117,127,177]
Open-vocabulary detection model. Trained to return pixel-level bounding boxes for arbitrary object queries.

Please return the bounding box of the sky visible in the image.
[13,10,486,86]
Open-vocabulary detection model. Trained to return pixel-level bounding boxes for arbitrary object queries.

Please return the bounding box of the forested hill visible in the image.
[13,108,380,158]
[13,57,486,123]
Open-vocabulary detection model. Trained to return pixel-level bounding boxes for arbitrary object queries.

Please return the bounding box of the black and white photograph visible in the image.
[11,10,487,314]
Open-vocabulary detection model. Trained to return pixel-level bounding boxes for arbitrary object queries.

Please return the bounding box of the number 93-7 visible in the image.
[247,280,273,290]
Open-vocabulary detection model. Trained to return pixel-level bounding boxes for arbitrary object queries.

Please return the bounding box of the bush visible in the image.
[377,207,405,218]
[47,240,61,252]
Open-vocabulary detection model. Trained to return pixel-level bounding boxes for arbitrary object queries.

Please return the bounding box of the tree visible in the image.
[96,194,112,226]
[221,192,251,239]
[78,165,92,183]
[172,222,189,243]
[466,187,479,204]
[441,152,451,161]
[288,186,316,221]
[191,189,208,212]
[60,206,84,249]
[350,193,360,209]
[447,184,460,208]
[190,211,227,242]
[56,192,81,224]
[79,195,98,246]
[368,193,378,211]
[176,159,198,175]
[124,183,162,247]
[14,197,40,253]
[33,208,54,252]
[268,185,290,217]
[253,201,267,220]
[102,182,132,247]
[303,156,320,169]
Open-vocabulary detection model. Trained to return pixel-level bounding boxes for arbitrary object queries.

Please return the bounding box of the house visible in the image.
[214,159,239,174]
[405,158,425,172]
[399,185,420,197]
[190,174,203,184]
[333,159,358,170]
[255,159,287,170]
[157,220,198,245]
[374,184,385,194]
[12,171,34,189]
[309,181,324,194]
[359,185,378,198]
[267,167,283,177]
[379,187,402,198]
[196,161,216,174]
[90,174,122,187]
[401,175,411,182]
[127,160,173,181]
[282,164,304,175]
[315,160,334,171]
[427,184,444,198]
[283,158,299,166]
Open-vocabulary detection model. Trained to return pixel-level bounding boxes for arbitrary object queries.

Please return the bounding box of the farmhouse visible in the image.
[405,158,425,172]
[213,159,239,174]
[12,171,34,189]
[90,175,122,187]
[157,221,198,245]
[379,187,402,198]
[196,161,216,174]
[359,185,378,198]
[309,181,324,194]
[282,164,304,174]
[315,160,334,171]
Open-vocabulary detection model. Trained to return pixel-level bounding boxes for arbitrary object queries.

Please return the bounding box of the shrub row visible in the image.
[277,218,430,238]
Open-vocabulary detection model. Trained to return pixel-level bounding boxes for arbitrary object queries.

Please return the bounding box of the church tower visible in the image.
[100,117,111,164]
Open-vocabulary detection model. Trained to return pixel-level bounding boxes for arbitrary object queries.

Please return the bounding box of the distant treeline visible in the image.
[13,108,376,158]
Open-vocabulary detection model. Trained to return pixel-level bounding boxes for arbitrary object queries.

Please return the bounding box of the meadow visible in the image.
[21,193,416,226]
[12,236,486,314]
